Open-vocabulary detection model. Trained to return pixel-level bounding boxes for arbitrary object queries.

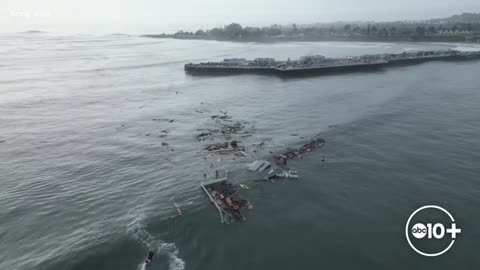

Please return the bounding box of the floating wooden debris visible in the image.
[204,141,245,155]
[211,115,231,120]
[200,175,250,223]
[277,170,299,179]
[247,160,271,172]
[195,130,219,141]
[194,111,251,144]
[265,169,299,180]
[235,151,249,157]
[174,203,182,216]
[239,184,251,190]
[274,138,325,161]
[152,118,175,122]
[258,161,271,172]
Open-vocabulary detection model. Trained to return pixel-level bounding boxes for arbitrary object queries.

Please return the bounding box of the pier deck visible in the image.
[185,50,480,77]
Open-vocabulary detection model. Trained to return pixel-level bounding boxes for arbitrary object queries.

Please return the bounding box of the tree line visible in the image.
[151,21,480,42]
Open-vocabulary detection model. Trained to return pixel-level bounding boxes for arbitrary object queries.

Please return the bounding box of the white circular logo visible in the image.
[411,223,427,239]
[405,205,461,257]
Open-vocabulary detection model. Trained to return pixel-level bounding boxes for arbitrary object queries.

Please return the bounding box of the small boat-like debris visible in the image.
[276,170,299,179]
[268,170,299,179]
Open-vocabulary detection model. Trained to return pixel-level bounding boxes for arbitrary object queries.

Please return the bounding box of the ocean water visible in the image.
[1,32,480,270]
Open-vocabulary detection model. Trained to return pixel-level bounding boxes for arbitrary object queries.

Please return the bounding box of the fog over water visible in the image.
[2,0,480,34]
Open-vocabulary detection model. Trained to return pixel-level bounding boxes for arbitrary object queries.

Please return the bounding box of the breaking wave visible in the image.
[337,43,393,49]
[127,216,185,270]
[402,47,418,52]
[453,46,480,52]
[78,60,188,72]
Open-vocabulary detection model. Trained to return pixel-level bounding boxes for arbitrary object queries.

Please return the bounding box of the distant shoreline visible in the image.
[142,13,480,44]
[142,34,480,44]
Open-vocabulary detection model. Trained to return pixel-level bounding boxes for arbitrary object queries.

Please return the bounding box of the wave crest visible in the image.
[127,217,185,270]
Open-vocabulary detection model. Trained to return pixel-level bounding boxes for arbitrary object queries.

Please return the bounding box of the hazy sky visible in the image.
[2,0,480,26]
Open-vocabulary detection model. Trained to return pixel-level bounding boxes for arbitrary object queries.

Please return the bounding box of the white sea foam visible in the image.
[337,43,387,49]
[128,217,185,270]
[138,262,147,270]
[453,46,480,52]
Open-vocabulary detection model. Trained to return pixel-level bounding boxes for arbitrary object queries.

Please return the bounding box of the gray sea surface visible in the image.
[1,32,480,270]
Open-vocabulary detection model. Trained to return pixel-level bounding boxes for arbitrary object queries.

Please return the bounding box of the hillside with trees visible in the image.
[143,13,480,43]
[428,13,480,24]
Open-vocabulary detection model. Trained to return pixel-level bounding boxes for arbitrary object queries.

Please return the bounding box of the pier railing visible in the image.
[200,173,231,223]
